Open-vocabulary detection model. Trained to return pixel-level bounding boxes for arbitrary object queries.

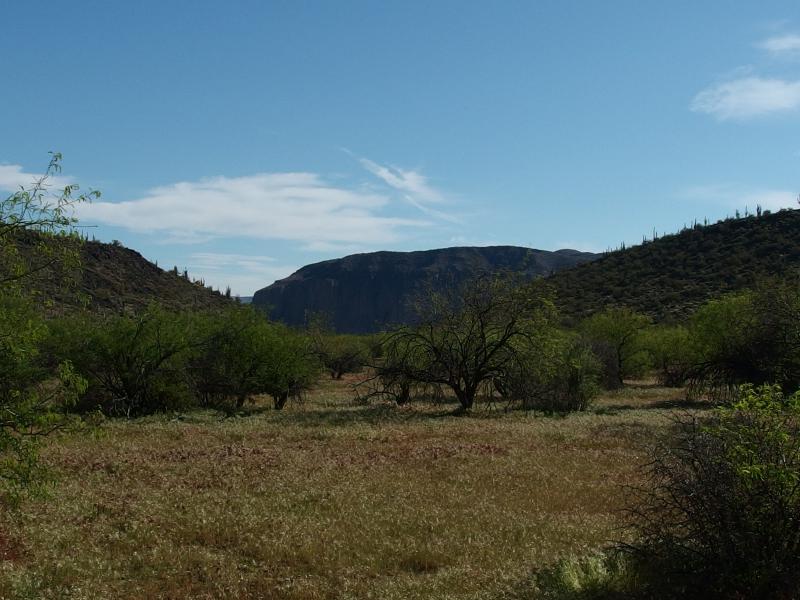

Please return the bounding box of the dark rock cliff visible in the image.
[253,246,597,333]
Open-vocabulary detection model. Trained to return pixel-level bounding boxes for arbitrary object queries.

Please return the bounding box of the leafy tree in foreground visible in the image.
[625,384,800,598]
[0,153,97,498]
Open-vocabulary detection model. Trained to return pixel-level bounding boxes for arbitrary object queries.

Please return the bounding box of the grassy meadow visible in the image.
[0,378,705,600]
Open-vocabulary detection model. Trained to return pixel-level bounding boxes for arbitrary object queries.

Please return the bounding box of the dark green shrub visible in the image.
[187,307,318,412]
[643,325,693,387]
[497,333,600,412]
[625,384,800,599]
[579,307,652,389]
[54,306,193,416]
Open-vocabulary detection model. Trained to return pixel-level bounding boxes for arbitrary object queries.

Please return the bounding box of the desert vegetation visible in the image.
[4,158,800,598]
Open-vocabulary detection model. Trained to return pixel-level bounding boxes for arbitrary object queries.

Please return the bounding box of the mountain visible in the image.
[19,236,231,314]
[252,246,598,333]
[550,208,800,322]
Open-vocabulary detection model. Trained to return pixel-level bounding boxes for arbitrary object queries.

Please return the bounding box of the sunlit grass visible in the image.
[0,378,706,599]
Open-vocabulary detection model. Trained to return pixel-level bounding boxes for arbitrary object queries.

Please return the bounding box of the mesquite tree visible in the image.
[380,275,555,410]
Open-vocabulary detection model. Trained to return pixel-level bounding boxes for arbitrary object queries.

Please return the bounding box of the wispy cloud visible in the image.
[682,183,797,212]
[691,77,800,120]
[758,34,800,57]
[359,158,446,204]
[78,172,429,252]
[356,156,465,224]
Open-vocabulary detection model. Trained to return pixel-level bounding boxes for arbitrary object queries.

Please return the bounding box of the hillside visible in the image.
[253,246,597,333]
[550,208,800,322]
[17,235,231,314]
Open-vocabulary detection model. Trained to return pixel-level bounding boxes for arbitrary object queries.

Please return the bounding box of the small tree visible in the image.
[307,313,368,379]
[380,275,555,411]
[644,325,693,387]
[187,307,318,412]
[580,307,651,388]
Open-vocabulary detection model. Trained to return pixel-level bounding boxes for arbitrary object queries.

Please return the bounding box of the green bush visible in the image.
[51,306,193,416]
[579,307,652,389]
[625,384,800,598]
[498,332,600,412]
[642,325,693,387]
[685,281,800,400]
[187,307,319,412]
[0,293,85,499]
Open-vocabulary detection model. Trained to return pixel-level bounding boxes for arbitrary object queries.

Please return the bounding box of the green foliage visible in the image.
[532,551,638,599]
[579,307,651,388]
[686,280,800,400]
[308,314,369,379]
[497,330,600,412]
[625,385,800,598]
[0,293,86,501]
[376,275,568,411]
[551,208,800,321]
[642,325,693,387]
[48,305,320,416]
[54,305,193,417]
[188,307,318,411]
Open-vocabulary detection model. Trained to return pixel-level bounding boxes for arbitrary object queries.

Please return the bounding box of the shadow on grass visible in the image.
[597,397,713,415]
[269,402,463,428]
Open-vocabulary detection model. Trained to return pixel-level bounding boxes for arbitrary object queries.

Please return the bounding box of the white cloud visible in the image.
[185,252,296,296]
[758,34,800,56]
[682,183,797,212]
[78,172,429,251]
[359,158,447,204]
[0,164,72,192]
[357,156,466,225]
[691,77,800,120]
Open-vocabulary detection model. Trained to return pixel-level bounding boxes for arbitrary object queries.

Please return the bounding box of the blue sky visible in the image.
[2,1,799,295]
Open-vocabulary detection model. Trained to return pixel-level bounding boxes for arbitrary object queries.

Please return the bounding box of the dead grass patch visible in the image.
[0,377,704,599]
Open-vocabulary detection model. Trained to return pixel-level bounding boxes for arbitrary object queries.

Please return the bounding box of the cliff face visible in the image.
[252,246,597,333]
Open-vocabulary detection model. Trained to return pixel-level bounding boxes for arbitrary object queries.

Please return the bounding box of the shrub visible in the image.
[643,325,693,387]
[579,307,651,389]
[187,307,318,412]
[55,306,193,416]
[531,551,638,599]
[0,293,85,499]
[625,384,800,599]
[686,280,800,400]
[497,333,600,412]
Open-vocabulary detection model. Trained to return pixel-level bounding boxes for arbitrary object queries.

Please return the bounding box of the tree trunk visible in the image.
[454,386,474,410]
[273,392,288,410]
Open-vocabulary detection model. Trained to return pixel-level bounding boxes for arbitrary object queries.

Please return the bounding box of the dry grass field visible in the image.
[0,378,706,600]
